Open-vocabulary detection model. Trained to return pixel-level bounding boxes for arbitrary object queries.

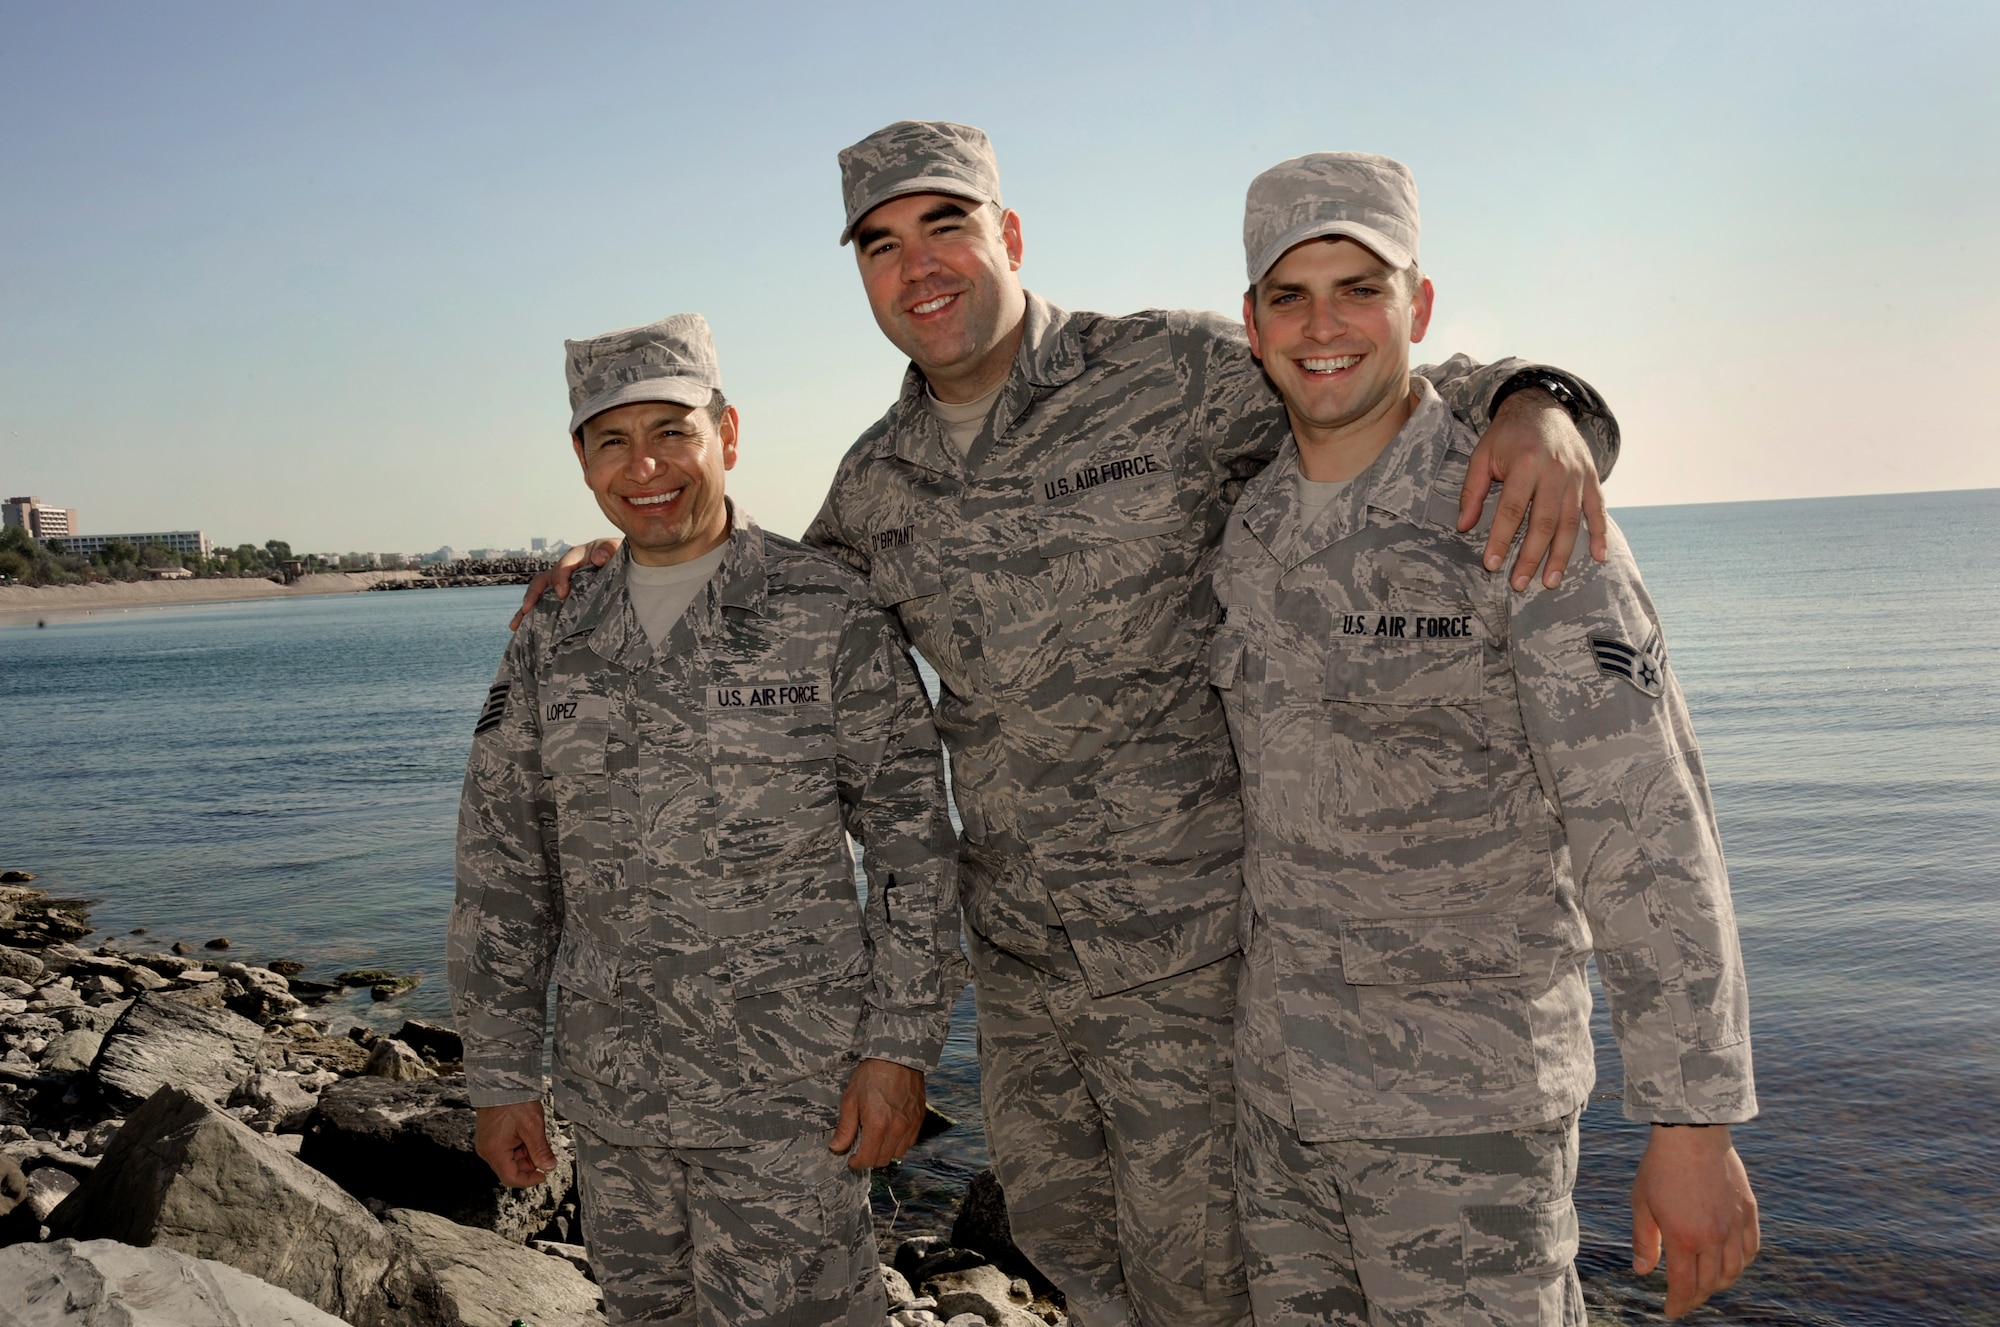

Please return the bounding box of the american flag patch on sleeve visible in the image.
[474,682,511,735]
[1589,629,1667,697]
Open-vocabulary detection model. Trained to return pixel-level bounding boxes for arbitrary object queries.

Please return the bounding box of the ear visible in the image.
[1408,276,1436,345]
[717,406,740,471]
[572,433,589,469]
[1242,288,1263,363]
[1000,208,1024,272]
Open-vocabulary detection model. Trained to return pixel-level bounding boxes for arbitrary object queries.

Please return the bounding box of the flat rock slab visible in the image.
[300,1076,572,1245]
[44,1085,403,1326]
[386,1207,605,1327]
[0,1238,356,1326]
[90,991,265,1108]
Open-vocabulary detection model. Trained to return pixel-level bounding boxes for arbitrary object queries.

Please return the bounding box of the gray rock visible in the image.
[123,951,201,977]
[25,1165,79,1221]
[32,984,83,1010]
[950,1168,1052,1294]
[0,1237,356,1326]
[55,1000,131,1034]
[299,1076,573,1246]
[44,1085,405,1325]
[385,1207,606,1327]
[392,1020,463,1064]
[228,1071,322,1132]
[923,1263,1044,1327]
[40,1029,103,1074]
[90,991,265,1108]
[882,1261,919,1309]
[79,1119,123,1156]
[0,975,35,997]
[32,944,90,979]
[529,1238,595,1278]
[0,1151,26,1216]
[363,1038,436,1081]
[0,947,46,984]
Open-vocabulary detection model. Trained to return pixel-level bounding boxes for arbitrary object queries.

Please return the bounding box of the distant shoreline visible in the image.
[0,571,423,625]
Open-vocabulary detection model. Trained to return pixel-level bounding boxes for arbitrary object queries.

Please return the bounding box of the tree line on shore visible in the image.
[0,529,314,586]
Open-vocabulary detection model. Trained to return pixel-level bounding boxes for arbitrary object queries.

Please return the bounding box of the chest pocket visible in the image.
[868,539,943,609]
[1037,454,1184,560]
[704,672,839,871]
[1319,637,1491,834]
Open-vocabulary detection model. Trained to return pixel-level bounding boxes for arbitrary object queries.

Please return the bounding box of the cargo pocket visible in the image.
[1341,916,1528,1093]
[1319,638,1490,834]
[731,933,869,1086]
[1460,1197,1581,1324]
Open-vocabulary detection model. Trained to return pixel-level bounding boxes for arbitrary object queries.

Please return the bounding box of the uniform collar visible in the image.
[1237,378,1460,572]
[880,289,1086,474]
[555,500,768,668]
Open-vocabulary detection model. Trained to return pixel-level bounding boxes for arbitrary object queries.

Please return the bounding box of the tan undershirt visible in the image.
[926,381,1005,460]
[1298,473,1353,521]
[626,543,728,650]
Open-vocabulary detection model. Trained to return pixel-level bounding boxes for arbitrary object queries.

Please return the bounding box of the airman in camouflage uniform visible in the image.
[1214,153,1759,1325]
[451,315,964,1325]
[800,122,1622,1327]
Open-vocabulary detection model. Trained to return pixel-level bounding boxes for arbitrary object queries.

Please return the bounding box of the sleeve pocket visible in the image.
[1339,916,1522,985]
[1208,631,1242,690]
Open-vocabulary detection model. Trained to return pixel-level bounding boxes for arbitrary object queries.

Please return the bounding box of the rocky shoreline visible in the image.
[0,872,1062,1326]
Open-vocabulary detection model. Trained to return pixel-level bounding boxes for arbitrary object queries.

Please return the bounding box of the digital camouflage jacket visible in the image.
[805,292,1617,997]
[449,513,965,1148]
[1213,382,1755,1141]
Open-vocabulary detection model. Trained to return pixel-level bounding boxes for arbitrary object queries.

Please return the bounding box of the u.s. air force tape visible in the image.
[1590,629,1666,697]
[473,682,510,735]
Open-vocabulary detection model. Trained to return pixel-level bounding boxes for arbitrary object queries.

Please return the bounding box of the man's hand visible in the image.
[473,1100,560,1188]
[1631,1125,1760,1318]
[509,538,623,630]
[829,1057,926,1171]
[1457,389,1609,591]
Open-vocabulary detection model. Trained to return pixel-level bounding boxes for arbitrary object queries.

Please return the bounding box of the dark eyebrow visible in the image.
[856,200,974,251]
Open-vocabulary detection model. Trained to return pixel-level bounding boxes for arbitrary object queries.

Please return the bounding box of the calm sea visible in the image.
[1,488,1995,1325]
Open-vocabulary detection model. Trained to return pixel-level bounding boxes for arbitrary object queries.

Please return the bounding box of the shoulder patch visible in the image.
[473,682,510,735]
[1590,629,1667,697]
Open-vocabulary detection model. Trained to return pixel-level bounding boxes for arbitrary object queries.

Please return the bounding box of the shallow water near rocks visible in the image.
[2,488,1996,1325]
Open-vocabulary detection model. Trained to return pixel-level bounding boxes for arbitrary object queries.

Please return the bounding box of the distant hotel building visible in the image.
[3,496,78,541]
[63,530,213,559]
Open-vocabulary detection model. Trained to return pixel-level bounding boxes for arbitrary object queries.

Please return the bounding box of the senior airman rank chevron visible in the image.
[1590,629,1667,697]
[473,682,510,735]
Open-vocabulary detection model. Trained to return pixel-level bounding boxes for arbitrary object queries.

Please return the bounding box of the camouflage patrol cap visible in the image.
[564,313,721,434]
[837,120,1001,245]
[1244,152,1420,283]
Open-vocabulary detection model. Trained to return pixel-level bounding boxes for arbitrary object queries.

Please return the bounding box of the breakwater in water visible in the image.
[2,488,1997,1325]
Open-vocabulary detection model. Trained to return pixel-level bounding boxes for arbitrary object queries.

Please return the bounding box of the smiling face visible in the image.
[573,398,737,566]
[1244,236,1434,457]
[851,191,1028,402]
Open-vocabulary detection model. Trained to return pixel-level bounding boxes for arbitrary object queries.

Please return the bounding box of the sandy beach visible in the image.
[0,571,422,625]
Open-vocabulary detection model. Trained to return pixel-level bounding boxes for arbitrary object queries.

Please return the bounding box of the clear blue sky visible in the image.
[2,1,1994,552]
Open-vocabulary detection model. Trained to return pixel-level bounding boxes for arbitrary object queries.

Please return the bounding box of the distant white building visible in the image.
[64,530,212,558]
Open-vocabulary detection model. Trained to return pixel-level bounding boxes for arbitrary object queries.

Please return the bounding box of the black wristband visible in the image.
[1490,369,1580,421]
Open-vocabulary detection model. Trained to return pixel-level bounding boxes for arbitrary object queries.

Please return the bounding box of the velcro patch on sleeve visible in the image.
[1590,629,1667,697]
[473,682,511,735]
